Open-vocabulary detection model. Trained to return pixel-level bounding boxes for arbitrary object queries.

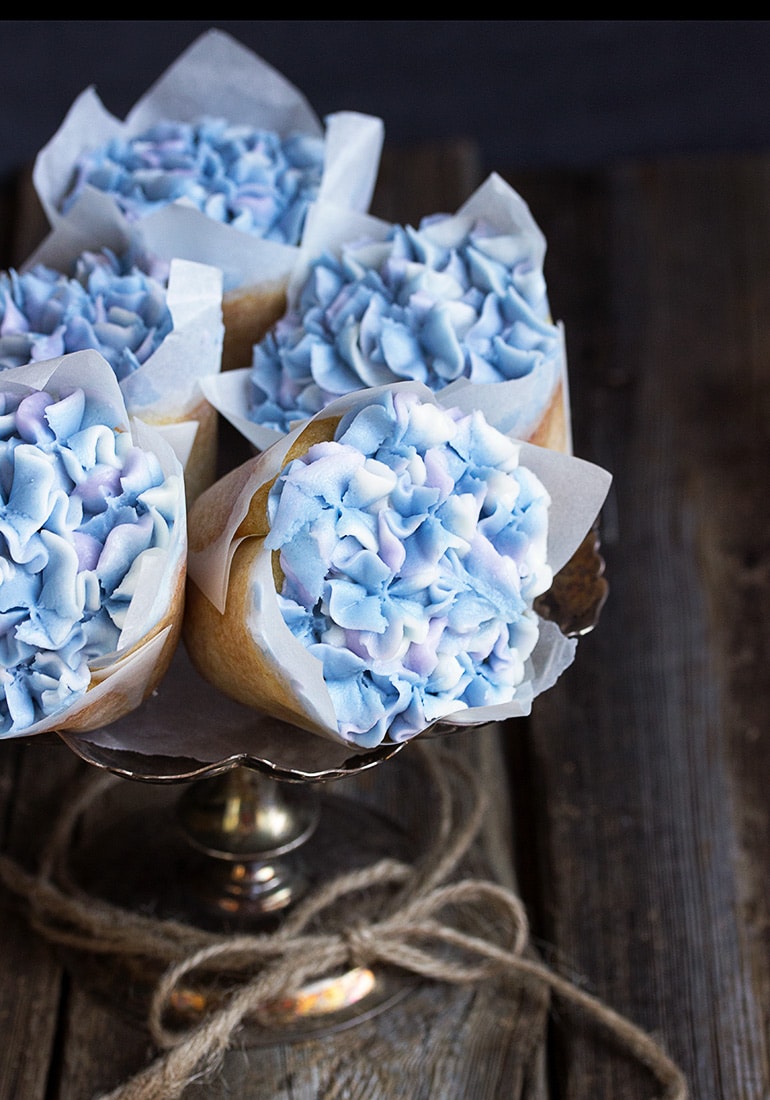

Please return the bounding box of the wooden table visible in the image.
[0,142,768,1099]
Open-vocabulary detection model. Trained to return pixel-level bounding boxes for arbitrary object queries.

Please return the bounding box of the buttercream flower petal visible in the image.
[0,251,174,379]
[60,119,325,246]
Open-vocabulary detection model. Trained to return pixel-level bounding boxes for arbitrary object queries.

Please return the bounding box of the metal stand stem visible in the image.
[176,767,320,921]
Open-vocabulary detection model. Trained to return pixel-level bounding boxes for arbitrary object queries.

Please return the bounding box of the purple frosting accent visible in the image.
[61,117,324,244]
[0,249,173,382]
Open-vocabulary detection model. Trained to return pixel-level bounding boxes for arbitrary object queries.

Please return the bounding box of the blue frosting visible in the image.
[0,249,173,383]
[0,386,178,735]
[264,389,552,747]
[248,216,561,434]
[61,117,325,244]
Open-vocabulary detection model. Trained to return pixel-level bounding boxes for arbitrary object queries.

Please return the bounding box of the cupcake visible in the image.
[33,28,385,374]
[0,349,187,739]
[2,235,224,504]
[183,382,611,749]
[201,173,571,457]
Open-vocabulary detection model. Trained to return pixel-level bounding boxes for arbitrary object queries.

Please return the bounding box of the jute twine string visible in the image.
[0,744,688,1100]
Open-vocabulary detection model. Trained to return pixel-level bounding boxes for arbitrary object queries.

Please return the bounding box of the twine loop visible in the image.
[345,921,380,969]
[0,743,688,1100]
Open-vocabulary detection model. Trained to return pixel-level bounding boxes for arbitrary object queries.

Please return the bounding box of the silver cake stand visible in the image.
[52,524,608,1041]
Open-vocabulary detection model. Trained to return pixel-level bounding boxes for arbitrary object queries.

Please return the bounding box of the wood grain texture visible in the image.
[502,155,770,1099]
[0,740,84,1100]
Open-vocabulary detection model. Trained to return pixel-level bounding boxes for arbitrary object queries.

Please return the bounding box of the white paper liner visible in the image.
[32,28,385,297]
[185,380,611,749]
[0,349,188,739]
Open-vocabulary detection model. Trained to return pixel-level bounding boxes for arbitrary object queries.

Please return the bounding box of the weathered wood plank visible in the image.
[4,165,47,269]
[371,138,482,227]
[502,155,770,1099]
[0,740,86,1100]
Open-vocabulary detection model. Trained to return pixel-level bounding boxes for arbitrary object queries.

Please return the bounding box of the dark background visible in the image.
[2,20,770,186]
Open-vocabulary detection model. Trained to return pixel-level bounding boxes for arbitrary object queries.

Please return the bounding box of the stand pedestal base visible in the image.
[64,774,417,1042]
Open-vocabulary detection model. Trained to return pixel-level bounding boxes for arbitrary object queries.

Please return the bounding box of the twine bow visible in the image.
[0,745,688,1100]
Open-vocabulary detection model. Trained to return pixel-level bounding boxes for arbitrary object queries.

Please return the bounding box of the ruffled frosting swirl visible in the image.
[264,389,552,747]
[61,117,325,244]
[0,249,173,383]
[248,215,561,434]
[0,386,179,735]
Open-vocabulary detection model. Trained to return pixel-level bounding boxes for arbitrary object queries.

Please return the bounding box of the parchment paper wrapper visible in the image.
[32,27,385,374]
[183,381,611,750]
[19,222,224,505]
[0,349,187,739]
[200,171,572,458]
